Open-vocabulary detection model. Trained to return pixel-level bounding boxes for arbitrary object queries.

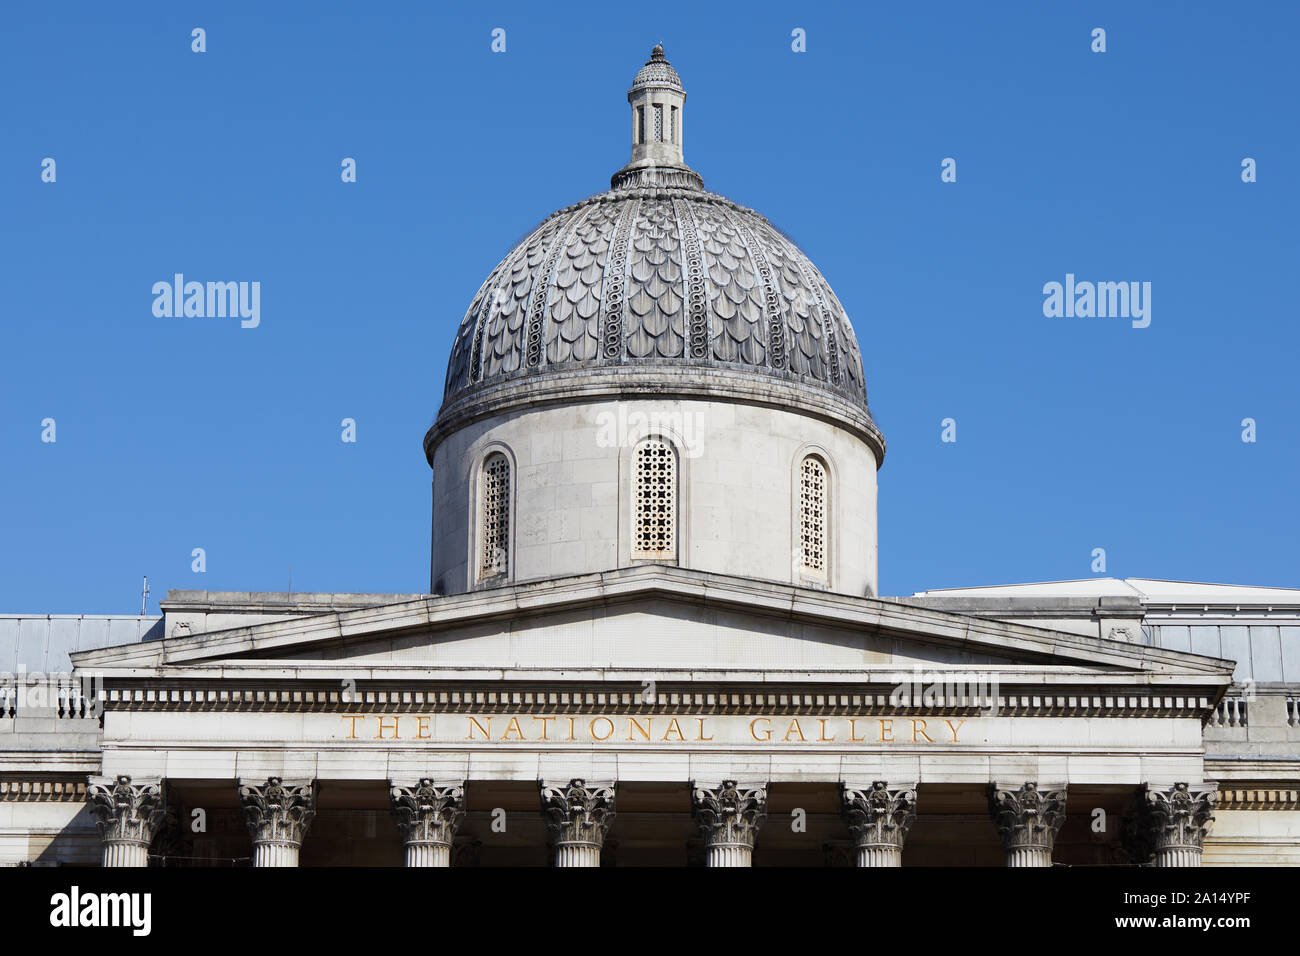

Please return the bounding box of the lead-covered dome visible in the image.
[433,47,882,464]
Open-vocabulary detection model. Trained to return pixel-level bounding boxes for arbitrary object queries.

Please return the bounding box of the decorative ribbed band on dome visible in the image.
[609,165,703,190]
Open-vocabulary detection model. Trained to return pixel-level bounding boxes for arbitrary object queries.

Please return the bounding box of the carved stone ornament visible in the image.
[389,779,465,847]
[692,780,768,849]
[239,777,316,847]
[841,781,917,850]
[539,778,616,848]
[988,782,1067,851]
[86,775,167,847]
[1144,782,1217,852]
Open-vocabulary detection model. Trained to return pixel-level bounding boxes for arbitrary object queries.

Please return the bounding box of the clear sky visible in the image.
[2,1,1297,614]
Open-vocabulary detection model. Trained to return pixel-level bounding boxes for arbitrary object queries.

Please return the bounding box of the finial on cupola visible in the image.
[612,43,701,189]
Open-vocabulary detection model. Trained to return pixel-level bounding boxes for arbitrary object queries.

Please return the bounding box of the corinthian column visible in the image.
[1142,782,1217,867]
[691,780,768,867]
[989,782,1067,867]
[540,779,616,867]
[86,775,166,867]
[238,777,316,867]
[389,779,465,867]
[841,781,917,867]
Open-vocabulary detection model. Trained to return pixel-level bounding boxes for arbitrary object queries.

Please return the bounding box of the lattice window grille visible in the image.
[480,453,510,578]
[653,104,664,142]
[633,439,676,558]
[799,456,827,576]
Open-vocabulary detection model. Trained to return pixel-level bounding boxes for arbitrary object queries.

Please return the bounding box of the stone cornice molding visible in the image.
[71,566,1234,682]
[426,365,885,467]
[238,776,316,848]
[841,781,918,850]
[691,779,768,849]
[1,779,88,802]
[87,678,1224,721]
[86,774,166,847]
[389,778,465,847]
[988,781,1067,852]
[539,778,616,849]
[1215,787,1300,811]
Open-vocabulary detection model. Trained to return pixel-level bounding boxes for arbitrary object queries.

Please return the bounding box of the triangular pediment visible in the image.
[72,566,1234,687]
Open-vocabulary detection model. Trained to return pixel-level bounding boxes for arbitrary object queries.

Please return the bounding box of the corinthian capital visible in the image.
[841,781,917,850]
[389,779,465,847]
[1143,782,1217,853]
[238,777,316,847]
[691,779,768,849]
[989,781,1067,852]
[86,775,167,847]
[540,779,616,849]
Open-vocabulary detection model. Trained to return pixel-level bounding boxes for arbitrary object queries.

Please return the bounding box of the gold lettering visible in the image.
[590,717,614,741]
[467,716,492,740]
[534,716,555,740]
[628,717,652,741]
[376,715,399,740]
[696,718,713,742]
[566,717,576,741]
[945,718,966,742]
[342,715,365,739]
[416,715,431,740]
[750,717,772,741]
[784,719,806,742]
[849,718,867,743]
[910,718,933,743]
[663,718,686,741]
[818,718,835,742]
[501,717,524,740]
[878,719,893,742]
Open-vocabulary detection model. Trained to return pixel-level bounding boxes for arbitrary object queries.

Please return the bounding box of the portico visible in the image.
[71,565,1231,867]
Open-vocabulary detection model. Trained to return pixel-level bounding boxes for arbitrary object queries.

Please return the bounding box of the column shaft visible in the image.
[404,843,451,867]
[554,843,602,867]
[252,843,300,867]
[706,844,752,867]
[101,841,150,868]
[855,844,902,867]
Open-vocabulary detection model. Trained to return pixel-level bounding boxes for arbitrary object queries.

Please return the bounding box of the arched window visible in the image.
[479,452,510,580]
[798,455,828,579]
[633,438,676,559]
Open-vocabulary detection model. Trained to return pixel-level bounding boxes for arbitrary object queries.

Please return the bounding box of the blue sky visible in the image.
[2,1,1297,613]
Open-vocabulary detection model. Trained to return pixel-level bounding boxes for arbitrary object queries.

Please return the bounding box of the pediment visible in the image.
[72,567,1234,687]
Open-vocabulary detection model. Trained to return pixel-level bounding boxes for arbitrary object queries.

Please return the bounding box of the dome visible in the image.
[432,48,883,465]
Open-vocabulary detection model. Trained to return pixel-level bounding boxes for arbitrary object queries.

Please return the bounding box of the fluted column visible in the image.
[86,775,166,868]
[691,779,768,867]
[1143,782,1217,867]
[238,777,316,867]
[989,782,1067,867]
[389,778,465,867]
[841,781,917,867]
[540,778,616,867]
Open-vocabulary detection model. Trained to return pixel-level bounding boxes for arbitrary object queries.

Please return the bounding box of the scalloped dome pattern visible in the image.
[441,186,869,411]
